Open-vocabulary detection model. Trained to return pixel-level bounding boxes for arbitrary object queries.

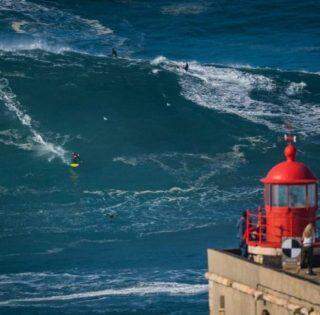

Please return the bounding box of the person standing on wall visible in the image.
[301,223,316,275]
[237,211,248,257]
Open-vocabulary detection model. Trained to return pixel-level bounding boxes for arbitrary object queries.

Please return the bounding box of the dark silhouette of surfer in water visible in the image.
[112,48,118,58]
[106,211,117,220]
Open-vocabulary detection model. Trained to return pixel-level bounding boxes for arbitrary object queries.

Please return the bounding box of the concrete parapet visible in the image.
[206,249,320,315]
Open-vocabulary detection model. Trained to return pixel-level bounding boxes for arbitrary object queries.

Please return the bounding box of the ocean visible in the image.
[0,0,319,313]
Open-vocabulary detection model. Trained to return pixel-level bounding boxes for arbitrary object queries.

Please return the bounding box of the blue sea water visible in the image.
[0,0,320,313]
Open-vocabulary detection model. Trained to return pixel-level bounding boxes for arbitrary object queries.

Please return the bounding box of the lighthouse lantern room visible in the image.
[246,135,319,262]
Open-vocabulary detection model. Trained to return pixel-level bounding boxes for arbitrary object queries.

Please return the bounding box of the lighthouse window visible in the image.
[271,185,288,206]
[289,185,306,207]
[307,184,316,207]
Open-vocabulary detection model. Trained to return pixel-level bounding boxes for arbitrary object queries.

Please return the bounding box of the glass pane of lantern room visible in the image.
[307,184,316,207]
[289,185,306,207]
[272,185,288,206]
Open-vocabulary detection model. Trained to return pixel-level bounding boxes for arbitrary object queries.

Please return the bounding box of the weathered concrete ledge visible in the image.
[206,249,320,315]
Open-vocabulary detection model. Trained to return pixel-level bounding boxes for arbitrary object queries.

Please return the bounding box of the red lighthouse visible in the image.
[246,136,319,262]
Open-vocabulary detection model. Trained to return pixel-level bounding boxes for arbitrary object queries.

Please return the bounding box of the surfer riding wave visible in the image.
[70,152,81,167]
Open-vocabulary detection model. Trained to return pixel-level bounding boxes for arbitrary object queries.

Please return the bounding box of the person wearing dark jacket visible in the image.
[237,211,248,257]
[112,48,118,58]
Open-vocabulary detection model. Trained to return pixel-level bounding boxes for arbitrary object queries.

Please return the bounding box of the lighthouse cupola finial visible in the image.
[284,134,297,162]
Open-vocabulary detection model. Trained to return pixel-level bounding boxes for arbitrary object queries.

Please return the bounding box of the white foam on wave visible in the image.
[285,81,307,96]
[161,3,207,15]
[151,56,167,66]
[113,147,245,185]
[0,77,68,163]
[1,0,115,55]
[0,282,207,305]
[151,56,320,135]
[114,148,246,190]
[0,39,72,54]
[2,0,113,36]
[11,20,27,33]
[83,190,105,196]
[152,56,278,128]
[0,147,255,236]
[113,156,138,166]
[0,129,33,150]
[95,147,255,236]
[79,18,113,35]
[223,63,320,77]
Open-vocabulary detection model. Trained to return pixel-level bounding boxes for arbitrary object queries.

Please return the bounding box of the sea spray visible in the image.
[0,77,68,163]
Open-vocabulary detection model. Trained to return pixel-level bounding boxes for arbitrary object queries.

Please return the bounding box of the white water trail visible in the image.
[0,77,68,163]
[151,56,320,135]
[0,282,207,305]
[152,56,278,128]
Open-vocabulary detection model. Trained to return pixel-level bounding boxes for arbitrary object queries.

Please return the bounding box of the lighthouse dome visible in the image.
[261,143,317,184]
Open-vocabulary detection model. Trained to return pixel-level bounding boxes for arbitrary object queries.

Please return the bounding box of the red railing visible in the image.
[245,208,320,248]
[245,208,269,246]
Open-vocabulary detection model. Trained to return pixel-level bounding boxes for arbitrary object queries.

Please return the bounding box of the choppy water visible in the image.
[0,0,320,314]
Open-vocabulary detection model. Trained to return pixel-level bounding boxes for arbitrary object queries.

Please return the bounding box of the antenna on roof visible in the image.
[284,134,296,143]
[284,122,296,143]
